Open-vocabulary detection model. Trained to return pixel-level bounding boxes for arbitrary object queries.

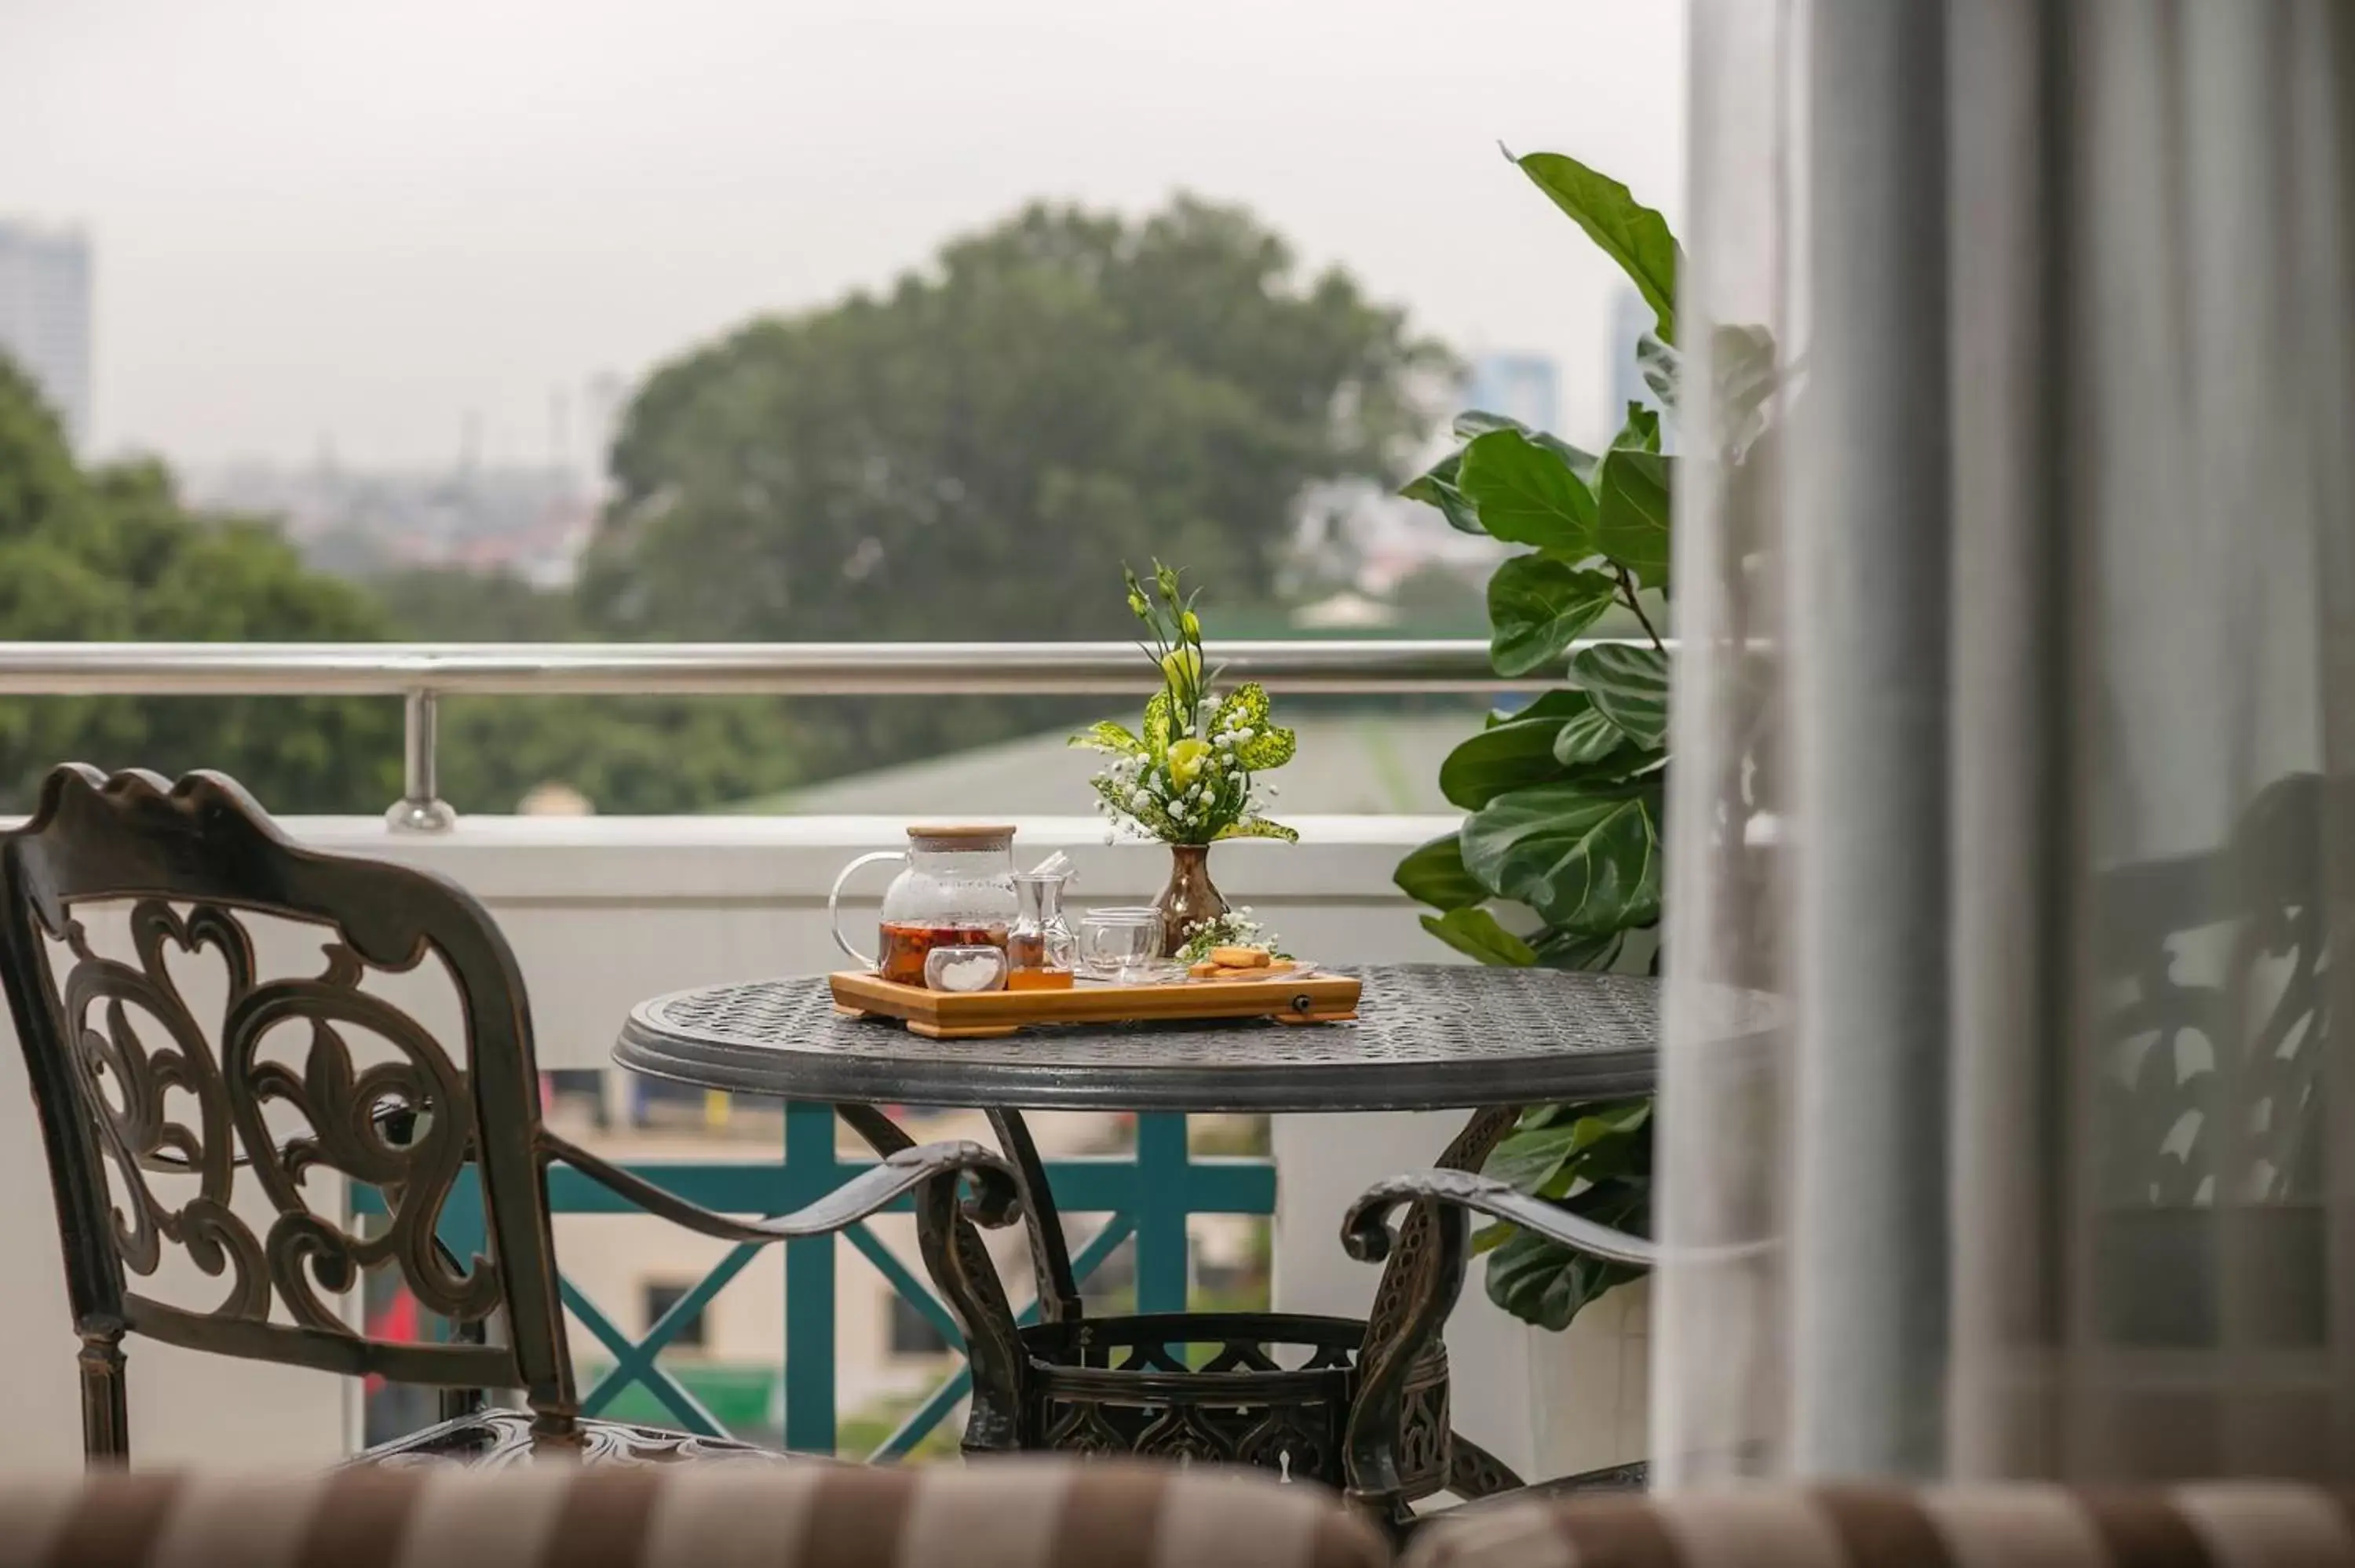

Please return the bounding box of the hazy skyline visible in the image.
[1,0,1685,471]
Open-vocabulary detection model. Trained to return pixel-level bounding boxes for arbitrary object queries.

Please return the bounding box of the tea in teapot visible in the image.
[828,826,1019,987]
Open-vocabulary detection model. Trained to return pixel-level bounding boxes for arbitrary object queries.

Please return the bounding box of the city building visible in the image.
[1463,351,1560,434]
[181,460,597,585]
[0,223,93,450]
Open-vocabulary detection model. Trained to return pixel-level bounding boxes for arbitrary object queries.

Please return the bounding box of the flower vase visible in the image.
[1154,844,1229,958]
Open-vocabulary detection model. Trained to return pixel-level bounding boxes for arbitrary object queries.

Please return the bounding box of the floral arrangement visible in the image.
[1072,563,1298,845]
[1174,908,1289,965]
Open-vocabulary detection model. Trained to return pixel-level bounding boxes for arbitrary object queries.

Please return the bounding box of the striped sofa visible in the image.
[0,1467,2344,1568]
[0,1460,1386,1568]
[1400,1485,2355,1568]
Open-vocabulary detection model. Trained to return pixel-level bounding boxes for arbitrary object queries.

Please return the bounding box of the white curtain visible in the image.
[1656,0,2355,1483]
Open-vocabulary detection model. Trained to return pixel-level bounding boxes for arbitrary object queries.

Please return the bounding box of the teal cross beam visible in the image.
[355,1105,1277,1457]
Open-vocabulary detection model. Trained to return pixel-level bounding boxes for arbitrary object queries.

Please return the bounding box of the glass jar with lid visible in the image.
[828,825,1019,987]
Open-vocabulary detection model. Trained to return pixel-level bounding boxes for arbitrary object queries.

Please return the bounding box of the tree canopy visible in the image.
[0,359,403,811]
[575,195,1448,779]
[581,195,1449,644]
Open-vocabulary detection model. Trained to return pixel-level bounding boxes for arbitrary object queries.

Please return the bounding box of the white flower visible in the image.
[1234,727,1254,742]
[1130,789,1150,809]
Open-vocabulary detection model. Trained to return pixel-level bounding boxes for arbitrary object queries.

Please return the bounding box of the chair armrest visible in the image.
[1340,1169,1654,1515]
[542,1134,1023,1243]
[1342,1170,1656,1270]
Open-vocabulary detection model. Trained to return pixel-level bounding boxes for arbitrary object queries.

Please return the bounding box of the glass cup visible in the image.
[1077,906,1166,983]
[922,944,1009,994]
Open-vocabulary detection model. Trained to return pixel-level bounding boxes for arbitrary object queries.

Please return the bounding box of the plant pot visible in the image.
[1153,844,1229,957]
[1526,1275,1650,1479]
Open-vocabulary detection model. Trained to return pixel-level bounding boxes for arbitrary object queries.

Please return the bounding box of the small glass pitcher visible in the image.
[828,826,1019,986]
[1006,870,1077,988]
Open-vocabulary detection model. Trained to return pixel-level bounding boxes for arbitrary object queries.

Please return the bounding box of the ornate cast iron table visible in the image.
[613,964,1660,1512]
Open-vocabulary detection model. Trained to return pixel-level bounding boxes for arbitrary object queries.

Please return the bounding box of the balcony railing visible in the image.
[0,639,1593,1461]
[0,638,1572,827]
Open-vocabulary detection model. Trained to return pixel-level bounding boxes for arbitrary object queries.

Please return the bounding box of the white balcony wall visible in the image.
[0,812,1561,1474]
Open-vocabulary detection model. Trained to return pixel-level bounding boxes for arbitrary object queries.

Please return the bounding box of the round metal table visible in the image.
[611,963,1664,1493]
[615,964,1659,1113]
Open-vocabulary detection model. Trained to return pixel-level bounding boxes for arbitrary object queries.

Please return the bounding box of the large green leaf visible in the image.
[1488,689,1587,728]
[1486,557,1617,678]
[1454,408,1529,441]
[1438,713,1575,811]
[1713,323,1780,454]
[1551,702,1630,766]
[1611,403,1661,454]
[1533,924,1627,972]
[1456,429,1596,552]
[1484,1121,1585,1194]
[1418,907,1538,967]
[1399,450,1481,534]
[1482,1179,1649,1330]
[1455,411,1601,485]
[1462,780,1664,934]
[1636,334,1678,411]
[1594,448,1671,589]
[1570,643,1670,748]
[1394,833,1488,911]
[1485,1100,1650,1193]
[1516,151,1681,345]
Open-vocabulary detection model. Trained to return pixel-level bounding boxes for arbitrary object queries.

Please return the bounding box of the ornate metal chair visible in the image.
[1345,770,2337,1524]
[0,764,1021,1467]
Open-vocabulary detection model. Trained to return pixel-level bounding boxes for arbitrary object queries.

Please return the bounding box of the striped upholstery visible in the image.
[1403,1486,2355,1568]
[0,1458,1387,1568]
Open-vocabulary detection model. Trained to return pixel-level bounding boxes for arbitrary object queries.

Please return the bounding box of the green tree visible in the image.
[579,195,1450,777]
[0,359,402,811]
[368,565,588,642]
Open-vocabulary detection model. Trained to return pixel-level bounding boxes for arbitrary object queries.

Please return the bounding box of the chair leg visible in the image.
[78,1327,128,1467]
[439,1312,489,1423]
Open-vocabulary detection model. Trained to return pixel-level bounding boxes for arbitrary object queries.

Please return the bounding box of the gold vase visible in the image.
[1153,844,1229,958]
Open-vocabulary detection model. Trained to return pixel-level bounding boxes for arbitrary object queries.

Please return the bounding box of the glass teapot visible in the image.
[828,825,1019,986]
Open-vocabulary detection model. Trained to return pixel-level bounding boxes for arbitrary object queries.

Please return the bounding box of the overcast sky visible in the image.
[0,0,1685,471]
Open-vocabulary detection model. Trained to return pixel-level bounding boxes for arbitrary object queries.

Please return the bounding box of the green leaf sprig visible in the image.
[1071,563,1297,845]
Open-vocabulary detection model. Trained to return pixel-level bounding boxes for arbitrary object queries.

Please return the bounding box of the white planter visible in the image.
[1525,1275,1651,1479]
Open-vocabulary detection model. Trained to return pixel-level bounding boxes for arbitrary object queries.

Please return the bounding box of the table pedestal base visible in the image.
[1009,1311,1450,1501]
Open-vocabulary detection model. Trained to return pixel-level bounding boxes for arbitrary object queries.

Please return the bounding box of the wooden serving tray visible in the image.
[828,968,1360,1040]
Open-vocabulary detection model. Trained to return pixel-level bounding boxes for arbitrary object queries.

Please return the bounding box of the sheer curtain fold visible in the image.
[1657,0,2355,1484]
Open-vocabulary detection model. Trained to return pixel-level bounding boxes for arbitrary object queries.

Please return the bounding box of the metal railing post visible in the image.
[385,687,456,832]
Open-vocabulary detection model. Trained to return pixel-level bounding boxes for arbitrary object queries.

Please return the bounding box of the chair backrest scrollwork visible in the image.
[0,765,576,1425]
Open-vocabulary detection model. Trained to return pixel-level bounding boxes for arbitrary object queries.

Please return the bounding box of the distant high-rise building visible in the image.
[1608,287,1661,432]
[1464,352,1560,434]
[0,224,93,450]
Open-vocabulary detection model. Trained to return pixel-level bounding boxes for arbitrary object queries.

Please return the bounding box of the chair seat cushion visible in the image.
[352,1407,806,1468]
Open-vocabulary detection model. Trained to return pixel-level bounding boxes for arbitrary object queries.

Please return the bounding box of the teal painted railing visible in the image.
[358,1105,1276,1457]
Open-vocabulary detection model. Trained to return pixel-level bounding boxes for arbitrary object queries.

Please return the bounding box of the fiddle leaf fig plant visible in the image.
[1393,148,1685,1332]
